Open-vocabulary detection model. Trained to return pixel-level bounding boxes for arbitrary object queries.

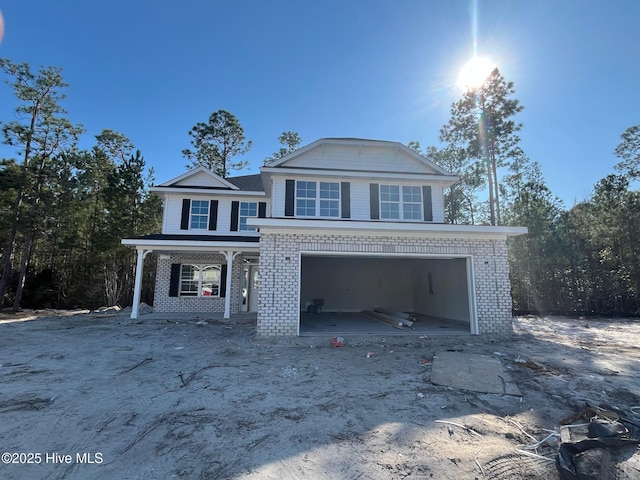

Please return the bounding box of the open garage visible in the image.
[299,253,477,335]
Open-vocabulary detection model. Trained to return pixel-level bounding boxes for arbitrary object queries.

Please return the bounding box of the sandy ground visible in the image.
[1,311,639,479]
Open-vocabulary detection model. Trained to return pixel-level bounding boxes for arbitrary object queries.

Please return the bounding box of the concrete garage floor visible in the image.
[134,312,471,337]
[299,311,471,336]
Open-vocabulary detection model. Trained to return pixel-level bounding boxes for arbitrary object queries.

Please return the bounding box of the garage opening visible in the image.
[299,254,476,335]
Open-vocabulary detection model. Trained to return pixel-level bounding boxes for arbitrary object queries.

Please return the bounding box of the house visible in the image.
[122,138,527,336]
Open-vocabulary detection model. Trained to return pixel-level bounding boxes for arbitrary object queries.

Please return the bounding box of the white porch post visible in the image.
[131,248,152,319]
[222,250,240,319]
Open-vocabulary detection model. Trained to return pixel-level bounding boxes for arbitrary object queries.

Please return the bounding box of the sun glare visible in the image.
[457,56,494,90]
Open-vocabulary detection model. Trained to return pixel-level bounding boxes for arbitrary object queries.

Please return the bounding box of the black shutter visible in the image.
[208,200,218,230]
[422,186,433,221]
[169,264,181,297]
[258,202,267,218]
[370,183,379,220]
[220,264,227,298]
[230,201,239,231]
[284,180,295,216]
[180,199,191,230]
[341,182,350,219]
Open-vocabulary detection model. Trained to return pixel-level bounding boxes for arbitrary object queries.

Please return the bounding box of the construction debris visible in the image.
[373,308,417,326]
[556,404,640,480]
[363,310,412,329]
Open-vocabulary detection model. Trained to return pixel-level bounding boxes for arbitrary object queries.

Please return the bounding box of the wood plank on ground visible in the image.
[362,310,407,329]
[373,308,414,327]
[374,308,417,322]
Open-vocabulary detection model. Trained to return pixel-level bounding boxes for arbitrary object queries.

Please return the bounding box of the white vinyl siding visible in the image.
[269,178,445,223]
[161,195,265,235]
[281,143,434,174]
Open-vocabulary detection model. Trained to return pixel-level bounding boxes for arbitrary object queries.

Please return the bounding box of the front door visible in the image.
[248,266,259,312]
[241,265,260,312]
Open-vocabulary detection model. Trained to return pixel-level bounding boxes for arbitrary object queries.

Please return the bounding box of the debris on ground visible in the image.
[555,404,640,479]
[1,312,639,479]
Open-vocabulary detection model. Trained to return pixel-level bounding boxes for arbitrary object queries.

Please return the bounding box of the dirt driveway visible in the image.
[1,311,639,479]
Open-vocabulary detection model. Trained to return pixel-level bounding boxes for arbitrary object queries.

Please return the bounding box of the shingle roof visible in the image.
[226,174,264,192]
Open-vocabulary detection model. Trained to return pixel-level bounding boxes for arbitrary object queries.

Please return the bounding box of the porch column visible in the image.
[131,248,152,319]
[221,250,240,319]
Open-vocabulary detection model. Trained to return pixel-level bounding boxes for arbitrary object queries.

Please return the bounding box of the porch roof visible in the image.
[121,234,260,252]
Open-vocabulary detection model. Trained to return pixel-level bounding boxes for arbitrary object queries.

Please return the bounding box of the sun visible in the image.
[457,56,495,90]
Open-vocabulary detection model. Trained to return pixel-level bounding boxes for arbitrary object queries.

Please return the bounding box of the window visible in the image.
[296,181,316,216]
[296,181,340,217]
[319,182,340,217]
[380,185,422,220]
[239,202,258,231]
[180,264,220,297]
[402,186,423,220]
[380,185,400,219]
[190,200,209,229]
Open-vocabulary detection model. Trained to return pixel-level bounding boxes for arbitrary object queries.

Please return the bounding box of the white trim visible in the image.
[131,248,152,319]
[150,187,265,196]
[221,251,241,319]
[248,218,527,238]
[121,239,260,252]
[467,257,479,335]
[157,165,240,190]
[296,253,301,336]
[261,168,459,185]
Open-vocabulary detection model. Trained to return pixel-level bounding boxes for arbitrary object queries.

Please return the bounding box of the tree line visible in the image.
[0,58,299,311]
[1,57,638,317]
[0,59,162,310]
[417,68,640,317]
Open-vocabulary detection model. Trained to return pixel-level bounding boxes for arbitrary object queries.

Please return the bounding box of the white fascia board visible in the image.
[260,168,459,186]
[150,187,266,197]
[247,218,528,239]
[157,166,240,190]
[121,239,260,251]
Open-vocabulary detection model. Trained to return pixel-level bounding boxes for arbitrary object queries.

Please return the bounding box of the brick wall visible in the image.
[154,252,244,314]
[257,232,514,337]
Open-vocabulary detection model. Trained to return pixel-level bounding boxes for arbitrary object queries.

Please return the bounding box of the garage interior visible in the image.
[299,255,475,336]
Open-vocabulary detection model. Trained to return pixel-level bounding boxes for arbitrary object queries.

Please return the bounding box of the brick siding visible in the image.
[154,252,244,314]
[257,232,513,337]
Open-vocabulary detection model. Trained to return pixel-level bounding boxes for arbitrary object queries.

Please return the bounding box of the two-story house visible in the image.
[122,138,526,336]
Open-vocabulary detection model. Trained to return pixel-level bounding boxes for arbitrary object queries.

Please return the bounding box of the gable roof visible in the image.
[264,138,454,176]
[156,165,239,190]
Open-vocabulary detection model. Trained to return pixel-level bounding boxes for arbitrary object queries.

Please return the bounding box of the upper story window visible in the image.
[296,181,340,217]
[190,200,209,229]
[380,185,423,220]
[239,202,258,231]
[180,264,220,297]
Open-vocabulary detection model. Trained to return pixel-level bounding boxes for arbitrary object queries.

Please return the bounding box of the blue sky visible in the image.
[0,1,638,206]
